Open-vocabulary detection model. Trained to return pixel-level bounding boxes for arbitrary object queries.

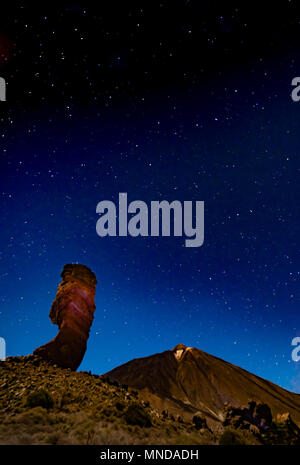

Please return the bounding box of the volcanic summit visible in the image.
[104,344,300,427]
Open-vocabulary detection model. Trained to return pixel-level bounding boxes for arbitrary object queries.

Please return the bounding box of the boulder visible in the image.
[253,402,272,429]
[222,400,272,432]
[193,412,209,430]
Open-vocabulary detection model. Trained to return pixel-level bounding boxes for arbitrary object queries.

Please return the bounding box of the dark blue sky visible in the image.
[0,3,300,392]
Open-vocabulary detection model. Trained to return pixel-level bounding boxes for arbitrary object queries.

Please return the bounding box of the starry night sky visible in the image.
[0,2,300,391]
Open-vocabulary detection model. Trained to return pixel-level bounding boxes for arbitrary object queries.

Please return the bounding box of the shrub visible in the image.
[14,406,48,425]
[193,413,208,430]
[219,429,245,445]
[124,404,152,428]
[102,406,114,418]
[115,401,125,411]
[25,389,54,410]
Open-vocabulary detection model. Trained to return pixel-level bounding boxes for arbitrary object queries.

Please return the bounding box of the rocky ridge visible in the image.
[0,354,299,445]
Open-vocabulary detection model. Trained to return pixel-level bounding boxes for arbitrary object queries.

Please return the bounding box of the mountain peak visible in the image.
[105,345,300,427]
[172,343,187,351]
[172,343,189,360]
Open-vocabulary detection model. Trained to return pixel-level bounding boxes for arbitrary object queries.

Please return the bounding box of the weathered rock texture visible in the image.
[34,264,97,370]
[222,401,273,431]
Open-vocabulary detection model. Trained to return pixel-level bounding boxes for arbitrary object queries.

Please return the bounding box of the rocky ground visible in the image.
[0,355,299,445]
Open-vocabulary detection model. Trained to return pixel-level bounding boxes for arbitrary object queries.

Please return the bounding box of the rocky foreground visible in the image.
[1,355,300,445]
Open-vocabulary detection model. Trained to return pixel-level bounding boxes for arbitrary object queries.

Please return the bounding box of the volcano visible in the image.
[104,344,300,427]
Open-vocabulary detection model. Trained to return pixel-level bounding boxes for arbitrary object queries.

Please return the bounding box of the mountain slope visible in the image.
[104,344,300,425]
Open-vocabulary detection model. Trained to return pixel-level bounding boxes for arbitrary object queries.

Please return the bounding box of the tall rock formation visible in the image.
[34,264,97,370]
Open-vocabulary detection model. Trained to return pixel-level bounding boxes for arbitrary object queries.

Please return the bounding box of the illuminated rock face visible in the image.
[173,344,187,361]
[34,264,97,370]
